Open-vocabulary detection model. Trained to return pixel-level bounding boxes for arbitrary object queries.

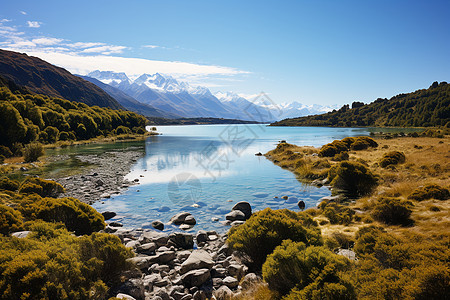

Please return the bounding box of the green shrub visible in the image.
[0,204,23,235]
[408,184,450,201]
[227,208,322,269]
[58,131,70,141]
[263,240,355,298]
[328,161,378,197]
[319,140,348,157]
[0,177,19,191]
[115,125,131,135]
[379,151,406,168]
[341,137,356,147]
[20,177,65,197]
[371,197,413,226]
[332,151,349,161]
[19,196,105,235]
[320,201,355,225]
[23,142,44,162]
[0,145,13,158]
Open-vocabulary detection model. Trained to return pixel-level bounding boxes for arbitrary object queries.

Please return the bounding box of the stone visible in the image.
[232,201,252,219]
[95,179,104,186]
[117,278,145,300]
[225,210,245,222]
[297,200,306,210]
[230,221,245,227]
[11,231,31,238]
[281,195,288,200]
[196,230,208,244]
[168,232,194,249]
[180,295,193,300]
[136,242,157,255]
[193,290,207,300]
[180,224,194,231]
[170,212,192,225]
[180,250,214,274]
[100,193,111,199]
[140,230,169,247]
[116,293,136,300]
[127,256,150,270]
[214,285,233,300]
[148,251,176,264]
[222,276,239,289]
[228,264,244,279]
[240,273,261,290]
[211,267,227,278]
[109,221,123,227]
[181,268,211,287]
[177,250,192,261]
[152,220,164,231]
[102,211,116,220]
[184,215,197,225]
[211,217,219,222]
[125,240,140,249]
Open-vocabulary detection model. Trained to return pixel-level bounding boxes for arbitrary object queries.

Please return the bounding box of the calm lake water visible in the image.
[90,124,377,233]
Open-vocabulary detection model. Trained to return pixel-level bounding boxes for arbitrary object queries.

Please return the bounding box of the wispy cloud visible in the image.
[27,21,41,28]
[20,11,27,15]
[143,45,160,49]
[32,37,63,45]
[81,45,127,55]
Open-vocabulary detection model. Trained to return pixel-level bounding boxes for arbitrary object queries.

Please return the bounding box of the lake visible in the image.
[90,124,377,233]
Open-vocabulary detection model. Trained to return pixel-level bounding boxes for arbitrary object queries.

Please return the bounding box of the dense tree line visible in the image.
[272,82,450,127]
[0,80,147,155]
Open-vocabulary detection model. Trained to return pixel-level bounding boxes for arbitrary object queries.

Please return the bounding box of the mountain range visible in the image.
[86,71,336,121]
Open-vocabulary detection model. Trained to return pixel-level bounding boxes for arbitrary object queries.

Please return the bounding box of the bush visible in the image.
[379,151,405,168]
[19,196,105,235]
[332,151,349,161]
[371,197,413,226]
[0,177,19,191]
[23,142,44,162]
[0,204,23,235]
[320,201,355,225]
[319,140,348,157]
[262,240,355,298]
[227,208,322,269]
[0,145,13,158]
[328,161,378,197]
[408,184,450,201]
[115,125,131,135]
[58,131,70,141]
[20,177,65,197]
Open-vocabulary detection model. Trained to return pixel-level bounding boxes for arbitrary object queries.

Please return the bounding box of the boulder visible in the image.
[196,230,208,244]
[184,215,197,225]
[297,200,306,210]
[180,224,194,231]
[180,250,214,274]
[232,201,252,219]
[228,264,245,280]
[148,251,176,264]
[225,210,245,222]
[102,211,116,220]
[127,257,150,270]
[193,290,207,300]
[181,268,211,287]
[152,220,164,231]
[117,278,145,300]
[240,273,261,290]
[222,276,239,289]
[214,285,234,300]
[116,293,136,300]
[170,212,192,225]
[168,232,194,249]
[109,221,123,227]
[11,231,31,238]
[140,230,169,247]
[136,242,157,255]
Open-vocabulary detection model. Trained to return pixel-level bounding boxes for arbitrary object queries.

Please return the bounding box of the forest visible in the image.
[0,77,147,158]
[271,82,450,127]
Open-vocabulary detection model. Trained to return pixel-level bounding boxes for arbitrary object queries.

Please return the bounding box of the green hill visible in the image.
[271,82,450,127]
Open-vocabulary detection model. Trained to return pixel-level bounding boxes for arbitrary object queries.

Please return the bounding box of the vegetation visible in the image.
[319,137,377,157]
[371,197,413,225]
[227,208,322,270]
[379,151,406,168]
[0,83,147,157]
[328,161,378,197]
[408,184,450,201]
[271,81,450,127]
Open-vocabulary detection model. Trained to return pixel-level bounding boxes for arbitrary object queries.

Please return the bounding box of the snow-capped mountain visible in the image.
[87,70,335,121]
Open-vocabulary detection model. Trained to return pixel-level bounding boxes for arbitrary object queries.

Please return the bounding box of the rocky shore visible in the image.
[105,202,260,300]
[51,149,144,204]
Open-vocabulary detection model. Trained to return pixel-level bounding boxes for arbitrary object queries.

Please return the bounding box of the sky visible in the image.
[0,0,449,106]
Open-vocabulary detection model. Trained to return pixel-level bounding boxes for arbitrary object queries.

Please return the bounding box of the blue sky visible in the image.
[0,0,449,105]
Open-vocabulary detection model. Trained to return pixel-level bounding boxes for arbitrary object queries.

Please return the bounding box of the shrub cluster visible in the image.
[379,151,406,168]
[19,177,65,197]
[328,161,378,197]
[23,142,44,162]
[0,204,23,235]
[262,240,355,299]
[319,201,355,225]
[371,197,413,226]
[319,136,377,157]
[227,208,322,269]
[408,184,450,201]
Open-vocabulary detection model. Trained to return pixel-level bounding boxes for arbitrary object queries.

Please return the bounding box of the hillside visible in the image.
[80,75,179,118]
[271,82,450,127]
[0,49,123,109]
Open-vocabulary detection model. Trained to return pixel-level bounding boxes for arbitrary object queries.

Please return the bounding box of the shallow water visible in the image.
[91,124,377,233]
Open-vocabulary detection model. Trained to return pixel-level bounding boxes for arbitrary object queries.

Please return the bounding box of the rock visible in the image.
[109,221,123,227]
[232,201,252,219]
[11,231,31,238]
[177,250,192,261]
[193,290,207,300]
[196,230,208,244]
[117,278,145,300]
[184,215,197,225]
[180,294,193,300]
[127,257,150,270]
[20,166,28,171]
[336,248,357,261]
[152,220,164,231]
[181,269,211,287]
[116,293,136,300]
[297,200,306,210]
[104,226,118,233]
[214,285,234,299]
[319,195,342,202]
[180,250,214,274]
[240,273,261,290]
[230,221,245,227]
[255,152,262,156]
[225,210,246,222]
[281,195,288,200]
[168,232,194,249]
[154,289,170,300]
[212,278,223,287]
[180,224,194,231]
[140,230,169,247]
[125,240,140,249]
[228,264,245,279]
[222,276,239,289]
[136,242,157,255]
[100,193,111,199]
[211,267,227,278]
[211,217,219,222]
[95,179,104,186]
[102,211,116,220]
[148,251,176,264]
[170,212,192,225]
